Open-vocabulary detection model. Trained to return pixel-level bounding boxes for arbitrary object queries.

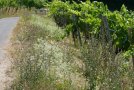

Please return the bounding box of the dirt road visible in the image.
[0,17,19,90]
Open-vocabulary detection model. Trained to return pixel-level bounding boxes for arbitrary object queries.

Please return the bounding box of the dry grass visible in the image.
[9,14,88,90]
[81,38,133,90]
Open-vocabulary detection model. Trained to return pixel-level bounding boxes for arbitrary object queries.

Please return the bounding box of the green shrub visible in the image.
[50,0,134,57]
[0,0,48,8]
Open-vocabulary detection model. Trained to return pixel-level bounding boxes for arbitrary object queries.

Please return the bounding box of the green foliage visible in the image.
[50,2,134,89]
[0,0,48,8]
[50,0,134,57]
[0,0,18,7]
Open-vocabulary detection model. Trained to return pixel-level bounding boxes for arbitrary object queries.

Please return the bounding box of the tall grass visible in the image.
[81,38,133,90]
[9,15,87,90]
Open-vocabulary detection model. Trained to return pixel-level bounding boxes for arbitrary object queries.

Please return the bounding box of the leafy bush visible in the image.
[0,0,18,7]
[50,0,134,57]
[0,0,48,8]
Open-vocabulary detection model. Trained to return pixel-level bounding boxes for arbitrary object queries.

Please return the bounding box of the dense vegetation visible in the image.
[49,1,134,89]
[9,12,133,90]
[50,0,134,58]
[0,0,133,90]
[0,0,48,8]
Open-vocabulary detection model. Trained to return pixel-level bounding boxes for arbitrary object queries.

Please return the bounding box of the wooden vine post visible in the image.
[100,15,111,44]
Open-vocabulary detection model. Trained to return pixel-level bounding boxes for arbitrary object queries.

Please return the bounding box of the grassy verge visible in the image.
[9,14,87,90]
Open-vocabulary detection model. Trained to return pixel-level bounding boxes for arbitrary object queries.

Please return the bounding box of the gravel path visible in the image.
[0,17,19,90]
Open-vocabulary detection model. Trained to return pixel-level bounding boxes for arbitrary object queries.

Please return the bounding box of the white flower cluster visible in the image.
[33,38,73,82]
